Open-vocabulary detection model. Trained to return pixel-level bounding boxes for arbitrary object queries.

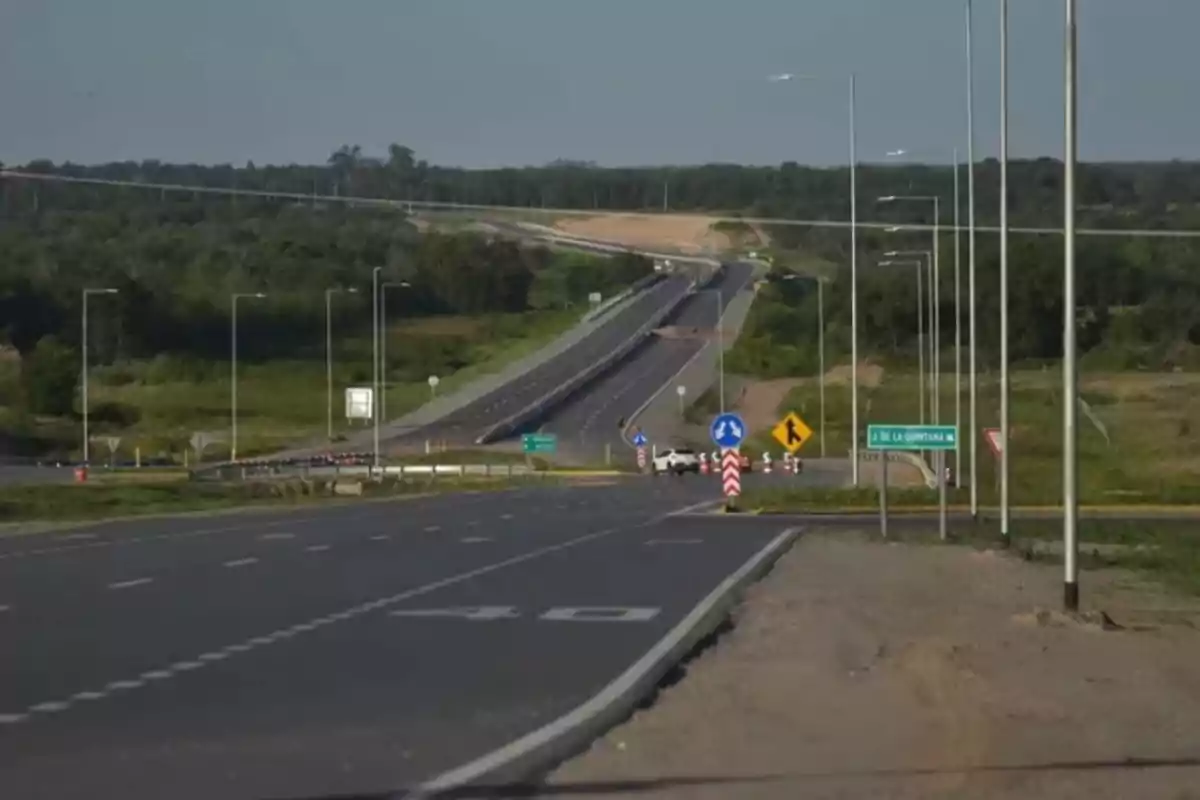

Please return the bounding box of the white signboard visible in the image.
[587,292,602,305]
[345,387,373,420]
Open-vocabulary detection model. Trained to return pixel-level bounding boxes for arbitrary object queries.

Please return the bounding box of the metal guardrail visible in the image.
[474,264,722,445]
[193,461,537,482]
[858,450,938,489]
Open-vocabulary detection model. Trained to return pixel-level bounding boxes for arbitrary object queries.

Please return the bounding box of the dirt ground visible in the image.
[548,532,1200,799]
[736,378,804,434]
[554,214,729,254]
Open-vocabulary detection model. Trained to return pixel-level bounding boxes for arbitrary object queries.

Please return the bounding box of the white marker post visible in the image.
[879,451,889,539]
[428,374,440,399]
[676,384,686,417]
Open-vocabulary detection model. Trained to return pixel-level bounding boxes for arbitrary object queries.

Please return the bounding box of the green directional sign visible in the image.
[522,433,558,454]
[867,424,957,451]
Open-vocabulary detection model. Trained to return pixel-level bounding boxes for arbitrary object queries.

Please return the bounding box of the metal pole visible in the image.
[717,288,725,413]
[81,291,89,465]
[818,279,826,458]
[966,0,980,519]
[849,72,860,486]
[381,286,388,422]
[879,450,889,539]
[325,289,334,441]
[1063,0,1079,611]
[939,451,948,540]
[933,197,940,427]
[927,250,935,425]
[231,295,238,462]
[917,261,925,426]
[953,148,963,487]
[372,267,382,470]
[1000,0,1012,542]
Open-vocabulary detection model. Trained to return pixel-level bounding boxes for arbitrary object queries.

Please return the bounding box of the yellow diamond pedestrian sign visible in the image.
[772,411,813,454]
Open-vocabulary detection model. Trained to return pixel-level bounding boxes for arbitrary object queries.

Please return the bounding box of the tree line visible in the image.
[6,144,1200,232]
[0,199,654,416]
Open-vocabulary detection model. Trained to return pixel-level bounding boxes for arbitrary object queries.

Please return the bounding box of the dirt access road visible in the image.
[548,531,1200,799]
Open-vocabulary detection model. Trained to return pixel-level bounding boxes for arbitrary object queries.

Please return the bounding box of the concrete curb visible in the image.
[410,525,802,797]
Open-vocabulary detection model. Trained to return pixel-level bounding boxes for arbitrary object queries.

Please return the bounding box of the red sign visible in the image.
[721,448,741,497]
[983,428,1002,457]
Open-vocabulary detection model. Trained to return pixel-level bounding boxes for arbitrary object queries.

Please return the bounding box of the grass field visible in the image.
[0,309,579,463]
[740,364,1200,506]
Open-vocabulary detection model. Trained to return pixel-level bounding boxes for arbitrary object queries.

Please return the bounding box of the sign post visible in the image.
[632,431,648,472]
[867,424,958,541]
[879,450,889,539]
[710,413,746,512]
[428,375,440,399]
[676,385,687,417]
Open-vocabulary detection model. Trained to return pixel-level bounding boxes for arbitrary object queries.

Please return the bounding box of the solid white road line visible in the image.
[223,557,258,568]
[107,577,154,590]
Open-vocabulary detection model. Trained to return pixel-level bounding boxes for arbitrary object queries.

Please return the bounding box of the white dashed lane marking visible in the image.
[259,532,295,541]
[424,525,441,533]
[460,536,492,544]
[304,544,330,553]
[500,514,513,520]
[223,557,258,568]
[1,519,635,727]
[0,604,10,614]
[370,534,390,541]
[62,533,98,541]
[107,577,154,590]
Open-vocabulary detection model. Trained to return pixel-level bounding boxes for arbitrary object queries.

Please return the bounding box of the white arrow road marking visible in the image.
[540,607,661,623]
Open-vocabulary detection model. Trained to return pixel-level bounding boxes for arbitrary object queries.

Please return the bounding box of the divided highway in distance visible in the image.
[540,262,757,459]
[384,273,695,448]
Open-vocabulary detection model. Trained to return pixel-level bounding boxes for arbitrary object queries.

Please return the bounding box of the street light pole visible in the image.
[966,0,980,519]
[81,288,118,465]
[372,267,382,470]
[953,148,963,487]
[818,278,826,458]
[325,287,358,441]
[1063,0,1080,611]
[999,0,1012,542]
[849,72,860,487]
[231,292,266,462]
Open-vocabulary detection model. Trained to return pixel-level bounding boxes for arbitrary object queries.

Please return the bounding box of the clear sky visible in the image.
[2,0,1197,168]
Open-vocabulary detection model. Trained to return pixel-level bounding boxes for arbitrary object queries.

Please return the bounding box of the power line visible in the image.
[3,168,1199,239]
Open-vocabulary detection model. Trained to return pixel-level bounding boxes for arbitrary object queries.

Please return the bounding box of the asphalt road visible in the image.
[540,263,757,461]
[382,274,693,448]
[0,478,795,799]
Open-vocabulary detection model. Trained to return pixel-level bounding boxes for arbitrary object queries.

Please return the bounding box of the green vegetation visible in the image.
[738,368,1200,507]
[0,475,537,524]
[0,186,654,460]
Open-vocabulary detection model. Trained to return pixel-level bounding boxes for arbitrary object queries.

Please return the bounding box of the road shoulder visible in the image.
[545,529,1200,800]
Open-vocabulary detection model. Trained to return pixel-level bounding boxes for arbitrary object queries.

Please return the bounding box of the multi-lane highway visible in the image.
[541,263,757,458]
[383,273,694,449]
[0,478,801,799]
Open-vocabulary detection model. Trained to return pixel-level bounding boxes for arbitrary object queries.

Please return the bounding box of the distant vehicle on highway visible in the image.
[651,447,700,476]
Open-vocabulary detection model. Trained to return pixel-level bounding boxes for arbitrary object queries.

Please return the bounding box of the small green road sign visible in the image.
[867,424,957,451]
[522,433,558,454]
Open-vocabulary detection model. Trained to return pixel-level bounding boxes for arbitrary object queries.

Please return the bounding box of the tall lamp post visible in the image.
[371,267,382,470]
[879,195,941,426]
[878,260,927,423]
[380,280,412,423]
[81,288,119,465]
[231,292,267,462]
[999,0,1012,543]
[966,0,980,518]
[767,71,859,483]
[1063,0,1080,611]
[884,247,935,420]
[325,286,358,441]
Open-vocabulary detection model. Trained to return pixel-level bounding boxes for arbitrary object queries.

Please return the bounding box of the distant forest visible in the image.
[2,144,1200,380]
